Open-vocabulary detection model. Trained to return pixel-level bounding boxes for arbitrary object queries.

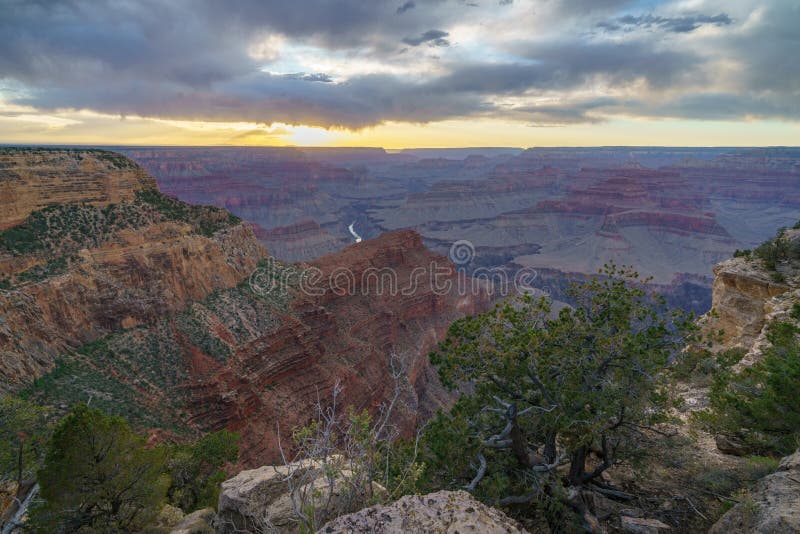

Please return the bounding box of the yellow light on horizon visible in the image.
[0,99,798,148]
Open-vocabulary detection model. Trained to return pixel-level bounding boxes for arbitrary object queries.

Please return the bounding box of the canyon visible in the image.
[0,149,490,467]
[121,146,800,314]
[2,147,799,533]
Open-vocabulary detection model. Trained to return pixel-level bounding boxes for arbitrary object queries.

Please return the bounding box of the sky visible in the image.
[0,0,798,148]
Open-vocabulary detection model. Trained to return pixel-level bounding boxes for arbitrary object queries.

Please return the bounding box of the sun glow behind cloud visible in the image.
[1,97,797,148]
[0,0,798,148]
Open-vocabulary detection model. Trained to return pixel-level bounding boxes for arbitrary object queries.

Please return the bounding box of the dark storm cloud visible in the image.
[402,30,450,47]
[0,0,798,128]
[396,1,416,14]
[284,73,335,83]
[436,41,701,94]
[599,12,733,33]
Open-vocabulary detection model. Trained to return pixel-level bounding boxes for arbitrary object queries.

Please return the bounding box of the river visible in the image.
[348,221,362,243]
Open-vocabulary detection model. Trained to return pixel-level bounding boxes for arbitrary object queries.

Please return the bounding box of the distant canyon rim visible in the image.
[119,146,800,314]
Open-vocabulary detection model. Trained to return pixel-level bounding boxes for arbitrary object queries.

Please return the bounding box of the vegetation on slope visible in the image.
[0,400,238,533]
[0,147,141,169]
[411,264,697,529]
[697,313,800,456]
[19,257,295,432]
[0,190,239,259]
[733,221,800,282]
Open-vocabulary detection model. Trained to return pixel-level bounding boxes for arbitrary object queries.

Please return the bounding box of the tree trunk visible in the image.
[568,446,586,486]
[544,431,557,464]
[15,442,23,497]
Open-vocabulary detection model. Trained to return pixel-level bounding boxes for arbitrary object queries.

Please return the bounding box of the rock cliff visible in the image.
[6,149,490,467]
[701,230,799,362]
[0,148,156,229]
[0,149,266,391]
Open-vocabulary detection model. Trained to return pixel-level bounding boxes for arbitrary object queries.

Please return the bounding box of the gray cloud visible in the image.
[284,73,334,83]
[0,0,797,130]
[396,1,416,14]
[599,12,733,33]
[402,29,450,46]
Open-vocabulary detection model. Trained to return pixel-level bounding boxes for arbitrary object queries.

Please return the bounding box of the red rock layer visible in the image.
[0,149,156,229]
[177,230,491,467]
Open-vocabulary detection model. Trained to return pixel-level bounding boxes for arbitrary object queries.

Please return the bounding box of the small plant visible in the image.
[733,249,752,258]
[732,489,761,527]
[771,271,786,283]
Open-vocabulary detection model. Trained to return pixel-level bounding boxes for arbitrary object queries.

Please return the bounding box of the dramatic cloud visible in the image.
[599,13,733,33]
[0,0,798,131]
[396,1,416,15]
[402,29,450,47]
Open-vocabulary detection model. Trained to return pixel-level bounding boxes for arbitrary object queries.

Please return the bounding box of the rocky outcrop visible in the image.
[0,220,266,391]
[701,229,799,370]
[216,457,382,534]
[317,490,527,534]
[0,148,156,229]
[709,450,800,533]
[703,256,791,351]
[170,508,214,534]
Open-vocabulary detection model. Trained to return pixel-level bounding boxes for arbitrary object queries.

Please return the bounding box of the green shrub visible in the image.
[696,320,800,456]
[31,404,168,533]
[752,227,800,271]
[771,271,787,284]
[165,430,239,512]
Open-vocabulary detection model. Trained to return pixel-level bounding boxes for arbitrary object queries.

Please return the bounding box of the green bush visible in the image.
[31,404,169,533]
[165,430,239,512]
[696,320,800,456]
[0,396,51,489]
[771,271,787,284]
[752,227,800,271]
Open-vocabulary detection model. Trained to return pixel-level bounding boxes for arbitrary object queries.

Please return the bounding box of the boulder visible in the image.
[715,434,749,456]
[620,516,671,534]
[170,508,215,534]
[215,457,382,534]
[317,490,527,533]
[709,450,800,533]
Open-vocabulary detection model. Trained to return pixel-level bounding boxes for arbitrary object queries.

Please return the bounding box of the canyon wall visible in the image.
[2,149,491,467]
[0,148,156,229]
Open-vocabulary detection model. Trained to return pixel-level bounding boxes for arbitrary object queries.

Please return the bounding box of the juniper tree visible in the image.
[425,263,695,526]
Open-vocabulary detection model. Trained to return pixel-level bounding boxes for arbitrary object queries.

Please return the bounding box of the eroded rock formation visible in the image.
[3,149,490,468]
[0,148,156,229]
[318,490,528,534]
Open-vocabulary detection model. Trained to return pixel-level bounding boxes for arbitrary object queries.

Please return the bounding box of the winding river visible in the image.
[348,221,362,243]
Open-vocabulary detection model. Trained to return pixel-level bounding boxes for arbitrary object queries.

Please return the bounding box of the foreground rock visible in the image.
[170,508,214,534]
[317,490,527,533]
[216,457,382,534]
[709,450,800,533]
